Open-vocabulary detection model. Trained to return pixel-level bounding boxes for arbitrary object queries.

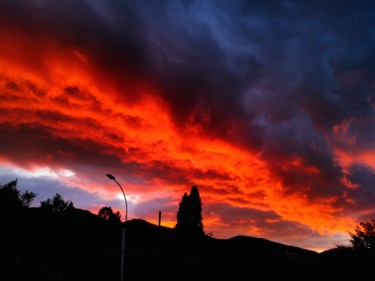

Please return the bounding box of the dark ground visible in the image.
[1,208,373,280]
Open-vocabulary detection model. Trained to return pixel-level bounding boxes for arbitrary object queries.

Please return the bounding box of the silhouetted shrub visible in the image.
[39,193,75,212]
[349,219,375,251]
[0,179,37,210]
[98,206,121,224]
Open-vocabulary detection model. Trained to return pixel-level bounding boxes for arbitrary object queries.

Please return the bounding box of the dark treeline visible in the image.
[1,179,374,280]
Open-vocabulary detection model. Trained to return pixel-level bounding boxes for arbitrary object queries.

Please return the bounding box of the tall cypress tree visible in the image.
[175,185,204,238]
[176,192,189,233]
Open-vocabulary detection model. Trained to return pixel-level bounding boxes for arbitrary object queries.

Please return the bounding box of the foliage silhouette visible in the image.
[349,218,375,251]
[175,185,204,239]
[98,206,121,224]
[39,193,75,212]
[0,179,37,209]
[1,179,375,279]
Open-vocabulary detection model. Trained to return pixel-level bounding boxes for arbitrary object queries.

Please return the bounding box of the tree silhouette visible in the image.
[39,193,75,212]
[0,179,37,209]
[98,206,121,224]
[175,185,204,238]
[349,219,375,250]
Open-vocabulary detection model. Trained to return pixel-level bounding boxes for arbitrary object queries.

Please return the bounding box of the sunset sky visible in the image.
[1,0,375,253]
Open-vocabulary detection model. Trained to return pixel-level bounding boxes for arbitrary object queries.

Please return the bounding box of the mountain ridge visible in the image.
[1,207,372,280]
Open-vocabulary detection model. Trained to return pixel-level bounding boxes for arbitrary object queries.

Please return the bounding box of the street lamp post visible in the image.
[106,174,128,281]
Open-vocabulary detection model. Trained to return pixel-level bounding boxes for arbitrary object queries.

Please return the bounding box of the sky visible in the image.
[1,0,375,253]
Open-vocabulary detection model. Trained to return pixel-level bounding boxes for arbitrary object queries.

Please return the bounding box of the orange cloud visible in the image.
[0,26,360,252]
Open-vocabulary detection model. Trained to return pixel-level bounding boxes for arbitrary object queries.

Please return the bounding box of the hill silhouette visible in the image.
[1,207,372,280]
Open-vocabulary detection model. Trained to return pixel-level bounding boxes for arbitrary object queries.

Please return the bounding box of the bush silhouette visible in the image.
[39,193,75,212]
[0,179,37,210]
[98,206,121,224]
[350,219,375,251]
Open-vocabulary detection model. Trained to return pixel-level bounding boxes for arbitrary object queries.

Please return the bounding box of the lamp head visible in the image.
[106,174,116,181]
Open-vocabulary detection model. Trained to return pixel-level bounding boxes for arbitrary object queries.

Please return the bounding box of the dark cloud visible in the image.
[345,164,375,211]
[205,201,320,243]
[133,195,177,219]
[0,124,124,169]
[1,0,375,251]
[2,0,373,158]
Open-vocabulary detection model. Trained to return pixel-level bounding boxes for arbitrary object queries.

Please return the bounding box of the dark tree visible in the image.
[0,179,37,209]
[176,192,189,232]
[39,193,75,212]
[175,185,204,238]
[349,219,375,250]
[98,206,121,223]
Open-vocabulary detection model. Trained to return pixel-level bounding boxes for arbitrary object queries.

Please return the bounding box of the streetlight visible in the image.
[106,173,127,281]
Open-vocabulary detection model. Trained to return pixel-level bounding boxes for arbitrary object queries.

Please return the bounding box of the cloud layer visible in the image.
[1,0,375,251]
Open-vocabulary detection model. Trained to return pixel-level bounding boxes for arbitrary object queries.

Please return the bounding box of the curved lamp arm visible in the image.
[106,174,128,222]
